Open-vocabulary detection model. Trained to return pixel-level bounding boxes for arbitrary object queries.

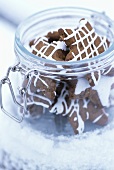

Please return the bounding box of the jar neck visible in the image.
[15,46,114,77]
[14,7,114,77]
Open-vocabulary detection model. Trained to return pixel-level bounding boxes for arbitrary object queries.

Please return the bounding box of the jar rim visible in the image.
[15,6,114,67]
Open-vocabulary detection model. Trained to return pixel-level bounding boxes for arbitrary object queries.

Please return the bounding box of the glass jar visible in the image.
[1,7,114,169]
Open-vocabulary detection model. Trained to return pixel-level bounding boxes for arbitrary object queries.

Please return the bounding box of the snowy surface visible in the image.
[1,106,114,169]
[1,1,114,169]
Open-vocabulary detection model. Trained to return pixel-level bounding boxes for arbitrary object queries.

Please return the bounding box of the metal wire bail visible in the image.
[0,62,25,123]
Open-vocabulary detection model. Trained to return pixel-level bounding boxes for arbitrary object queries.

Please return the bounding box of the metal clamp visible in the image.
[0,62,41,123]
[0,62,27,123]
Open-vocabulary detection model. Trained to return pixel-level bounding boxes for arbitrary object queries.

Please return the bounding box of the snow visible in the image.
[0,109,114,170]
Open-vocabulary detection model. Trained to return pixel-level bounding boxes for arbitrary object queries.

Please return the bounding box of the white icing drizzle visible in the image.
[32,73,49,88]
[27,101,49,108]
[74,117,78,121]
[68,99,85,134]
[31,37,66,60]
[103,64,114,75]
[26,75,53,108]
[29,90,52,106]
[50,83,85,134]
[87,61,101,86]
[39,77,49,87]
[28,72,56,108]
[34,36,47,44]
[74,101,84,134]
[92,114,103,123]
[83,98,89,108]
[34,76,38,87]
[50,83,68,114]
[27,95,31,102]
[86,112,89,120]
[26,71,44,89]
[97,70,101,83]
[91,72,98,85]
[63,19,108,61]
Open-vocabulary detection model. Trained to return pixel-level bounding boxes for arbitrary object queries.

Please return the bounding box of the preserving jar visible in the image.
[1,7,114,134]
[0,7,114,169]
